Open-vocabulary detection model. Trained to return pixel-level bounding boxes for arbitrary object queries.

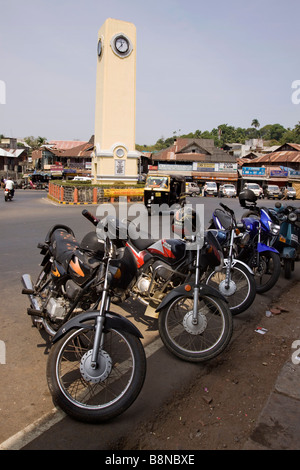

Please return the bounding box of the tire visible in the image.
[47,325,146,423]
[283,258,293,279]
[205,262,256,315]
[248,251,281,293]
[158,295,233,362]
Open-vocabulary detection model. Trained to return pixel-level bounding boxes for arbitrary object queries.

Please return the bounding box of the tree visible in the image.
[251,119,260,129]
[24,136,48,149]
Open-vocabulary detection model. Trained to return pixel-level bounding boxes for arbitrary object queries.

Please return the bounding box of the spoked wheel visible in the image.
[47,325,146,423]
[158,295,233,362]
[249,251,281,293]
[205,262,256,315]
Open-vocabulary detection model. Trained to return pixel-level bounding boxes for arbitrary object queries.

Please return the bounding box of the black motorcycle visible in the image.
[206,202,256,315]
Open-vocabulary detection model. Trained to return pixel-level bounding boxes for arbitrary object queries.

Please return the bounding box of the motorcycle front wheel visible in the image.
[158,295,233,362]
[47,325,146,423]
[205,262,256,315]
[249,251,281,293]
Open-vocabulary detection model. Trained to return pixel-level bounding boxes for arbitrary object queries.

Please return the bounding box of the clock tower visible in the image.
[92,18,140,184]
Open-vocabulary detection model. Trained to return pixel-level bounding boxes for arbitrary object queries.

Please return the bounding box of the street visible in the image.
[1,190,300,450]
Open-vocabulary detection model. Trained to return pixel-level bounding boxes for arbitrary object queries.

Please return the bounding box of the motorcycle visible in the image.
[22,209,233,364]
[206,202,257,315]
[271,201,300,279]
[237,189,281,293]
[4,188,13,201]
[47,233,147,423]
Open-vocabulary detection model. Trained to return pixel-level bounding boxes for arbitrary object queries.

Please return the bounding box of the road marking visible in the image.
[0,336,164,450]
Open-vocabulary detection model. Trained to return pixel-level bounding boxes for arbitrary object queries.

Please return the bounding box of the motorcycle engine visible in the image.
[152,260,174,280]
[46,297,68,321]
[136,274,151,293]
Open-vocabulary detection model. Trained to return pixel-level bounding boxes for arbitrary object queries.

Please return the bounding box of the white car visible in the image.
[186,182,200,196]
[219,184,237,198]
[243,183,263,199]
[72,176,92,181]
[204,181,218,197]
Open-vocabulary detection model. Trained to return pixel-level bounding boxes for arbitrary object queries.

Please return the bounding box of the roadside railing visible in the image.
[48,182,144,205]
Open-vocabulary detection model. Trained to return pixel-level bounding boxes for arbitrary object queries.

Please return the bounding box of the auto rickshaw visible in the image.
[144,174,186,213]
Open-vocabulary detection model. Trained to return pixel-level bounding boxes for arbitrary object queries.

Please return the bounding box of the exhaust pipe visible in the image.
[22,274,40,311]
[21,274,56,337]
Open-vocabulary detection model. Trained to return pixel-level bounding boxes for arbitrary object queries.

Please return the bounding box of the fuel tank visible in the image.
[147,239,186,264]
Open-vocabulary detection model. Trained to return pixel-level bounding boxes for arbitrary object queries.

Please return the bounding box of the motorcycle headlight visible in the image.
[288,212,297,222]
[240,232,250,245]
[268,221,280,235]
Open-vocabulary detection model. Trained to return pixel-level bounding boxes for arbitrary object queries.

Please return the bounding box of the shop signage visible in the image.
[158,163,193,171]
[270,169,288,177]
[289,170,300,177]
[242,167,265,176]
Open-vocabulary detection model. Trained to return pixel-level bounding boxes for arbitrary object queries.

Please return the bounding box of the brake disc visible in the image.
[80,349,112,384]
[183,310,208,335]
[219,279,237,296]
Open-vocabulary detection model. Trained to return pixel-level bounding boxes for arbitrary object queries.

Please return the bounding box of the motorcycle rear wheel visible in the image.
[158,295,233,362]
[47,325,146,423]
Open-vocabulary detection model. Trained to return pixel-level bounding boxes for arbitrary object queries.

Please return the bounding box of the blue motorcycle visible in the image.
[271,201,300,279]
[236,189,281,293]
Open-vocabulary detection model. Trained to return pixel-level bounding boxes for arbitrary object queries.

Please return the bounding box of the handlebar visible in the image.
[82,209,100,227]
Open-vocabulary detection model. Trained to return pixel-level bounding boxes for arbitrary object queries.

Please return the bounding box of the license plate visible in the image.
[155,192,161,197]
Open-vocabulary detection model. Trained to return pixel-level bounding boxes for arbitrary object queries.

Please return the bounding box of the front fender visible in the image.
[257,242,279,255]
[52,311,143,344]
[156,283,227,313]
[225,258,254,275]
[282,246,296,259]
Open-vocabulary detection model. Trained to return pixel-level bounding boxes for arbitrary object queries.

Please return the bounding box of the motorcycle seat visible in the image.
[130,236,156,251]
[50,229,80,264]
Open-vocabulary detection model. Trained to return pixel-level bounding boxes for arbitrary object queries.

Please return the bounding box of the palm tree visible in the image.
[251,119,260,137]
[251,119,260,129]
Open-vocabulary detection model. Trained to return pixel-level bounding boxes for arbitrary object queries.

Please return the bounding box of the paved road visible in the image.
[0,190,299,449]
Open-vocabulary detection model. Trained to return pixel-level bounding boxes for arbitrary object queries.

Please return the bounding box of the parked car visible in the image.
[219,184,237,198]
[186,181,200,197]
[203,181,218,197]
[243,182,263,198]
[72,176,92,181]
[280,186,297,200]
[264,184,281,199]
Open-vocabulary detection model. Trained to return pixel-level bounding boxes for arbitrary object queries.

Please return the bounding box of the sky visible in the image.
[1,0,300,145]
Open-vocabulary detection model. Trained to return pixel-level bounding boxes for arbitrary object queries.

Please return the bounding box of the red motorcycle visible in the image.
[4,188,13,201]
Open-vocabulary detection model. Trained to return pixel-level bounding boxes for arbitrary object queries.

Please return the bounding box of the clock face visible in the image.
[111,33,133,58]
[97,38,102,57]
[115,36,129,54]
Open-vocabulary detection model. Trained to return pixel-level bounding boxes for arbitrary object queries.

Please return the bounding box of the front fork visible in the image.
[225,229,235,289]
[90,252,112,369]
[192,242,200,325]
